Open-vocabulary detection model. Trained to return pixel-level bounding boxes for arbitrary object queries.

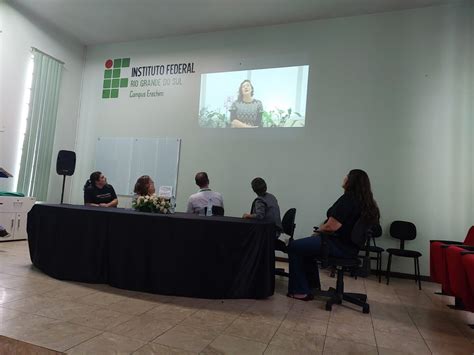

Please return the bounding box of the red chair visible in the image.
[460,251,474,329]
[445,245,474,310]
[430,226,474,292]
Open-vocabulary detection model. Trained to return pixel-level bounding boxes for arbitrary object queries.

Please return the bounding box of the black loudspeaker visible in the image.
[56,150,76,176]
[57,150,76,204]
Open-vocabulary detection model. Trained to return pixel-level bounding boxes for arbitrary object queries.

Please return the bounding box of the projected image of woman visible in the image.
[229,80,263,128]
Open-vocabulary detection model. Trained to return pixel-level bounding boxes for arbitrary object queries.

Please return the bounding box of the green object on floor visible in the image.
[0,192,25,197]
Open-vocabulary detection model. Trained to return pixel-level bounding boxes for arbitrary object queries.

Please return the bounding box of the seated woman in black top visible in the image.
[84,171,118,207]
[287,169,380,301]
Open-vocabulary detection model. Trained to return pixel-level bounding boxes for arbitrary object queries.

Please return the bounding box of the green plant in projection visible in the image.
[262,108,304,127]
[198,107,230,128]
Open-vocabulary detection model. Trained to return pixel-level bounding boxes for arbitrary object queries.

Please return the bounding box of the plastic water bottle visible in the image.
[206,198,213,216]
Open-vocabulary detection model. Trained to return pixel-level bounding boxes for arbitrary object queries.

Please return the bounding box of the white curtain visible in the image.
[17,49,63,200]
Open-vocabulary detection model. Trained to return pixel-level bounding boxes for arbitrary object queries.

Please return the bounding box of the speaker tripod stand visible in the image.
[60,174,67,204]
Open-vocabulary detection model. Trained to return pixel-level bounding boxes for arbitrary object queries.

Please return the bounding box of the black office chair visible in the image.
[358,224,383,282]
[203,205,224,216]
[282,208,296,241]
[211,205,224,216]
[386,220,422,290]
[275,208,296,277]
[317,219,372,313]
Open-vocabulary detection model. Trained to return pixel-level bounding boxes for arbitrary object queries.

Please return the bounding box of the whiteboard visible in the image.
[95,137,181,197]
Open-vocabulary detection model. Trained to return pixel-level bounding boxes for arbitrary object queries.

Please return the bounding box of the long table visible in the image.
[27,204,275,299]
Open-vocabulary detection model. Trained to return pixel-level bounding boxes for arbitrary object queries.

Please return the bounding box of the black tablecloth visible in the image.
[27,204,275,299]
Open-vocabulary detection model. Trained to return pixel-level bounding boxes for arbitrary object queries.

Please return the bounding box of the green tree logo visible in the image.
[102,58,130,99]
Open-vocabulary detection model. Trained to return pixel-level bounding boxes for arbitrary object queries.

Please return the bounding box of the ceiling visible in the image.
[7,0,463,45]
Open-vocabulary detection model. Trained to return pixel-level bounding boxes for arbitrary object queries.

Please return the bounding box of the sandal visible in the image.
[286,293,314,301]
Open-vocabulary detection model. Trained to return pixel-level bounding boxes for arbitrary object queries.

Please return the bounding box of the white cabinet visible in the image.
[0,197,36,241]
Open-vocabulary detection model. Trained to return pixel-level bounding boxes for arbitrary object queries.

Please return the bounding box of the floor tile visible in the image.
[326,322,376,346]
[224,318,279,343]
[322,336,378,354]
[265,343,322,354]
[2,295,59,313]
[203,334,267,355]
[179,309,237,332]
[0,313,62,340]
[144,304,198,323]
[278,313,328,336]
[134,342,198,354]
[153,325,219,352]
[75,290,127,306]
[0,334,63,355]
[35,300,99,321]
[425,337,474,355]
[0,306,25,323]
[374,330,430,354]
[290,301,331,321]
[67,306,134,330]
[269,329,325,353]
[67,332,146,354]
[372,317,420,338]
[238,309,286,325]
[106,297,159,315]
[108,315,174,342]
[42,284,98,301]
[19,321,102,352]
[0,287,30,304]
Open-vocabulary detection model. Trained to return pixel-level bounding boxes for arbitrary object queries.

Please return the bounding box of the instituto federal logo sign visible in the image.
[101,57,195,100]
[102,58,130,99]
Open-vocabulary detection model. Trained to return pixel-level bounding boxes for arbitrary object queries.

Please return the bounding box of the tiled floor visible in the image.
[0,241,473,354]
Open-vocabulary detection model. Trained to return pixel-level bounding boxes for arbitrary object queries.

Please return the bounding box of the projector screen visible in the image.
[199,65,309,128]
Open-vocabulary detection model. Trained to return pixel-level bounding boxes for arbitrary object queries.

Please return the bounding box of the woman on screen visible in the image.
[133,175,156,197]
[83,171,118,207]
[229,80,263,128]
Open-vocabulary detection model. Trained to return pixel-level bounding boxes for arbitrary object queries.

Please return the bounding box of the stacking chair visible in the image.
[386,221,422,290]
[275,208,296,277]
[461,251,474,328]
[317,219,373,313]
[358,224,383,282]
[445,245,474,310]
[430,226,474,293]
[281,208,296,242]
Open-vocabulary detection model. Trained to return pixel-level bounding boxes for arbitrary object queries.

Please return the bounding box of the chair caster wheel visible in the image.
[363,304,370,314]
[325,303,332,311]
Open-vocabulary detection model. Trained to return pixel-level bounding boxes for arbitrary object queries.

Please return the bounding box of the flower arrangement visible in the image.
[132,194,174,214]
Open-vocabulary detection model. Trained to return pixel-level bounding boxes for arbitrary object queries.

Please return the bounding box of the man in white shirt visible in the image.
[186,172,224,214]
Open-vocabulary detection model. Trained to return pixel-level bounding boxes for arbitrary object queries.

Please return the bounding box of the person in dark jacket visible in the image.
[287,169,380,301]
[243,177,283,240]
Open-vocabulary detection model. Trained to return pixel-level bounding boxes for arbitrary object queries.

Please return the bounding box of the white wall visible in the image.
[0,1,85,202]
[0,1,471,279]
[55,3,474,275]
